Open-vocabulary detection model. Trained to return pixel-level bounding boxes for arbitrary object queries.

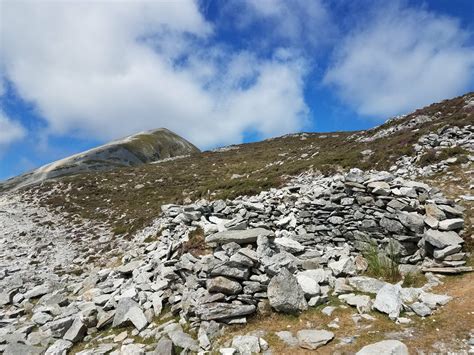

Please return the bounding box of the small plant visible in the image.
[363,239,401,282]
[402,272,426,288]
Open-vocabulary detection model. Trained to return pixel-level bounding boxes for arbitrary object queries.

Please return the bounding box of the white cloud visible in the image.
[235,0,336,49]
[0,0,309,148]
[0,111,26,151]
[324,2,474,117]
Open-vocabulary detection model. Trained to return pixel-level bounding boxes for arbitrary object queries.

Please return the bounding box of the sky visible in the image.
[0,0,473,180]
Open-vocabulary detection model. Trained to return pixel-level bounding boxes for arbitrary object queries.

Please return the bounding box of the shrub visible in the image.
[180,227,209,256]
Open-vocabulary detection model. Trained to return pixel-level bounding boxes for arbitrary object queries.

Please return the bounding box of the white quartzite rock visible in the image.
[356,340,409,355]
[268,268,308,314]
[296,329,334,350]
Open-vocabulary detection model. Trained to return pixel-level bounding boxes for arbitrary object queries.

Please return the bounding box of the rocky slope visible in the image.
[0,93,472,354]
[0,128,200,191]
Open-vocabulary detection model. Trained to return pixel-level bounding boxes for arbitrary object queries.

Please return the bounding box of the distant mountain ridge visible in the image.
[0,128,200,191]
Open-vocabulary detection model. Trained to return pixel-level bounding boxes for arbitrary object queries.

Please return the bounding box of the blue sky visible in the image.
[1,0,473,180]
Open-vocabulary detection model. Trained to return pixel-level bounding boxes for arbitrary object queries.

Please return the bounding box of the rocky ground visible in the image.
[0,167,473,354]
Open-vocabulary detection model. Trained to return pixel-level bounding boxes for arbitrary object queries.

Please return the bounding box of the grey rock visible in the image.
[296,329,334,350]
[4,343,43,355]
[356,340,409,355]
[45,339,73,355]
[112,297,148,331]
[153,337,174,355]
[274,237,305,254]
[348,276,387,294]
[117,260,141,276]
[31,312,53,325]
[207,277,242,295]
[168,330,199,352]
[121,344,145,355]
[231,335,260,355]
[275,331,298,347]
[419,292,452,309]
[296,274,320,298]
[328,257,356,276]
[438,218,464,231]
[24,285,50,300]
[425,229,464,248]
[63,318,86,343]
[373,284,402,318]
[206,228,274,245]
[380,217,405,234]
[410,302,432,317]
[268,268,308,314]
[433,244,462,259]
[342,294,372,314]
[195,303,256,321]
[296,269,327,284]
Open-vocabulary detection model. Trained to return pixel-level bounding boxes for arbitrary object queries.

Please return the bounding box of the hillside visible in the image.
[0,128,200,191]
[27,92,473,235]
[0,92,473,355]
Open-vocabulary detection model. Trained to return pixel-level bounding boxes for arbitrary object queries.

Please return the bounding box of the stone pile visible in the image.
[391,124,474,178]
[0,169,469,354]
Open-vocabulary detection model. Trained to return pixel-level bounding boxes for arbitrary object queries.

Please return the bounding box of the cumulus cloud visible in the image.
[324,2,474,117]
[0,0,309,148]
[0,111,26,151]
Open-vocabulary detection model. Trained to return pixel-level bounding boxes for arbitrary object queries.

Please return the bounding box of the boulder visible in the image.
[356,340,408,355]
[373,284,402,318]
[425,229,464,249]
[296,329,334,350]
[268,268,308,314]
[410,302,432,317]
[168,330,199,352]
[206,228,274,245]
[112,297,148,331]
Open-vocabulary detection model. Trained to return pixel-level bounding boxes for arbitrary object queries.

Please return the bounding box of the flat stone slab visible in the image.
[356,340,409,355]
[296,329,334,350]
[206,228,274,245]
[195,302,256,321]
[425,229,464,249]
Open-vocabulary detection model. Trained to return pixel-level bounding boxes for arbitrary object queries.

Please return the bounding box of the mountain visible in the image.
[0,128,200,191]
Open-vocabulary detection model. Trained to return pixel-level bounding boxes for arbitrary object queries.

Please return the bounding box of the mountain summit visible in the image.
[0,128,199,190]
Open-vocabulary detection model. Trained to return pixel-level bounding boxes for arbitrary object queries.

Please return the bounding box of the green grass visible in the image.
[363,240,401,283]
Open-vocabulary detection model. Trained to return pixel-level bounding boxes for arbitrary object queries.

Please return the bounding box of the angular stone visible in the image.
[4,343,43,355]
[296,274,320,298]
[296,329,334,350]
[116,260,141,276]
[168,330,199,352]
[373,284,402,318]
[275,331,299,347]
[438,218,464,231]
[419,292,452,309]
[397,212,424,233]
[410,302,432,317]
[195,303,256,321]
[380,217,405,234]
[207,277,242,295]
[231,335,260,355]
[356,340,408,355]
[274,237,305,254]
[425,204,446,221]
[63,318,86,343]
[24,285,50,300]
[341,294,372,314]
[296,269,327,284]
[348,276,387,294]
[153,337,174,355]
[433,244,462,259]
[206,228,274,245]
[425,229,464,249]
[328,257,356,276]
[112,297,148,331]
[45,339,73,355]
[268,268,307,314]
[210,263,249,280]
